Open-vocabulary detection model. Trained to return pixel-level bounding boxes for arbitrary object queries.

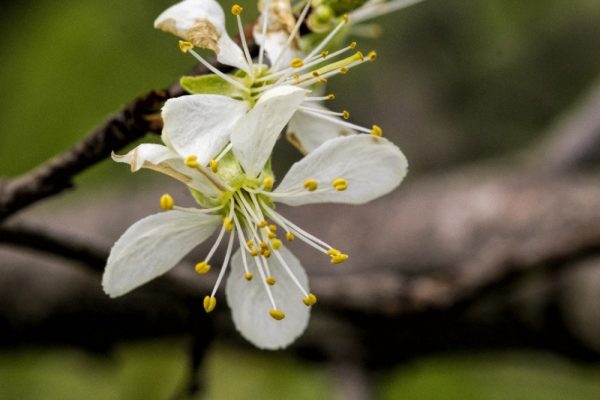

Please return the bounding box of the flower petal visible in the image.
[253,0,301,69]
[287,106,356,154]
[274,134,408,205]
[102,210,220,298]
[226,247,310,350]
[154,0,248,71]
[231,85,307,178]
[112,144,222,197]
[162,94,248,165]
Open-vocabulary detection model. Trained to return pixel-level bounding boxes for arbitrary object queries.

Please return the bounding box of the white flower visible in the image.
[103,85,408,349]
[155,0,384,156]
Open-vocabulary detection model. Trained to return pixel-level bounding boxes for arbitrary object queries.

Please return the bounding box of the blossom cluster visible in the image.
[102,0,419,349]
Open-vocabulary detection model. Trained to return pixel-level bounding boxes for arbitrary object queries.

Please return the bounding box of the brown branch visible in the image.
[0,25,257,223]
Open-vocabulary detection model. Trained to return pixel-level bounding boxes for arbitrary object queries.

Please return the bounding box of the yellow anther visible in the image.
[269,224,277,232]
[203,296,217,313]
[231,4,243,15]
[349,41,357,49]
[342,110,350,120]
[303,293,318,306]
[244,272,254,281]
[259,241,268,249]
[339,67,349,74]
[210,159,218,173]
[185,155,199,168]
[342,14,349,23]
[271,239,282,250]
[286,232,296,241]
[304,178,318,191]
[178,40,194,53]
[331,254,349,264]
[327,94,336,100]
[160,193,174,211]
[258,220,268,228]
[250,249,259,257]
[263,176,274,190]
[195,261,211,274]
[371,125,383,137]
[332,178,348,191]
[223,217,234,232]
[262,249,272,258]
[269,309,286,320]
[320,50,329,58]
[266,276,276,285]
[246,240,255,248]
[319,77,328,84]
[292,73,300,80]
[290,58,304,68]
[368,50,377,61]
[267,232,277,239]
[312,71,320,77]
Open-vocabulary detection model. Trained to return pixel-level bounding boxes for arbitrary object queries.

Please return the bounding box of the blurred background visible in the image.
[2,0,600,399]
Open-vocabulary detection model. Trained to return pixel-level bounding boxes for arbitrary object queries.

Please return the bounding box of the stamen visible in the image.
[269,309,285,320]
[223,217,234,232]
[233,214,253,278]
[203,296,217,313]
[178,40,194,53]
[232,5,254,74]
[332,178,348,191]
[368,50,377,61]
[195,261,211,274]
[231,4,243,15]
[290,58,304,68]
[303,293,318,306]
[301,109,377,134]
[263,176,274,190]
[331,254,349,264]
[262,249,272,258]
[245,272,254,281]
[210,159,218,173]
[270,0,312,70]
[272,249,309,297]
[269,224,277,232]
[286,232,295,241]
[371,125,383,137]
[343,110,350,120]
[185,155,199,168]
[210,227,236,297]
[258,220,268,229]
[304,178,318,191]
[214,143,233,163]
[257,0,271,66]
[266,276,276,285]
[271,239,282,249]
[160,194,174,210]
[305,16,350,61]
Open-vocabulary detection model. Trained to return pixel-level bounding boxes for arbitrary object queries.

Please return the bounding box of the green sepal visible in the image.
[189,187,220,209]
[180,74,239,97]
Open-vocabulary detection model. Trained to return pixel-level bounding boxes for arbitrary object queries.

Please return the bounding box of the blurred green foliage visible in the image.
[1,0,600,398]
[2,342,600,400]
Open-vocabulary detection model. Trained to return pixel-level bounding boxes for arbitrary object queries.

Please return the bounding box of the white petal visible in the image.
[162,95,248,165]
[287,106,356,154]
[274,134,408,205]
[112,143,179,172]
[231,85,307,178]
[102,210,220,297]
[226,247,310,350]
[154,0,248,71]
[112,143,222,197]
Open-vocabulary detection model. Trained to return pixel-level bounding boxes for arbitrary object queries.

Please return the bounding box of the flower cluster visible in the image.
[102,0,415,349]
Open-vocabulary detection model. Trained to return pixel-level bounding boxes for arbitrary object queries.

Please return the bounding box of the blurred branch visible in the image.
[535,77,600,174]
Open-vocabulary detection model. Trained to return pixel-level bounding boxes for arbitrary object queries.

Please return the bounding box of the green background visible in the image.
[2,0,600,398]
